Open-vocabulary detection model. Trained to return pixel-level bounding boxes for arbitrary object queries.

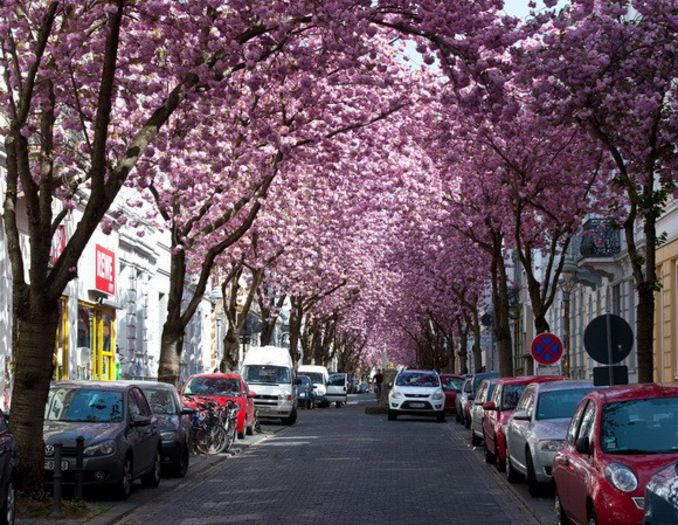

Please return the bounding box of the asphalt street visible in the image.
[118,395,542,525]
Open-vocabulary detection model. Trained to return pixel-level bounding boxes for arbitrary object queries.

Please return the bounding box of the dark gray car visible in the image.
[44,381,161,499]
[295,375,315,409]
[135,382,194,477]
[645,461,678,525]
[0,410,15,525]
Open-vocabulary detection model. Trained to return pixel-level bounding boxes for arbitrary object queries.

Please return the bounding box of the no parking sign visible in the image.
[531,333,563,366]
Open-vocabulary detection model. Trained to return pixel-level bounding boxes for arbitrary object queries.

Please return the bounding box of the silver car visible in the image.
[504,380,598,496]
[470,378,498,446]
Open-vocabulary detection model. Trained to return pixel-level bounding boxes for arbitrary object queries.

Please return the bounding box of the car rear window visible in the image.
[184,377,240,395]
[601,397,678,454]
[501,384,527,410]
[441,377,464,392]
[142,387,177,415]
[536,388,596,420]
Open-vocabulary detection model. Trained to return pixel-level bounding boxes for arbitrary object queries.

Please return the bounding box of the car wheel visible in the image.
[388,410,397,421]
[505,454,520,483]
[142,450,161,488]
[464,414,471,428]
[484,441,495,464]
[554,493,571,525]
[526,451,542,497]
[0,477,15,525]
[495,445,505,472]
[471,431,481,447]
[116,456,133,500]
[246,422,254,436]
[587,508,598,525]
[283,409,297,425]
[173,446,189,478]
[436,412,446,423]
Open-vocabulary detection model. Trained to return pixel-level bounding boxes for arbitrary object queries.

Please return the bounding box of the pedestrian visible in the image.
[374,368,383,400]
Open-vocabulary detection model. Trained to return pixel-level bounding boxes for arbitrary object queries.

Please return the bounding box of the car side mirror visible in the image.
[180,407,196,416]
[482,402,497,411]
[132,415,151,427]
[388,382,393,388]
[512,410,530,421]
[575,436,591,455]
[248,391,257,398]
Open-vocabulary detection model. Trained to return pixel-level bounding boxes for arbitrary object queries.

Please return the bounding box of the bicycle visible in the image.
[189,398,239,455]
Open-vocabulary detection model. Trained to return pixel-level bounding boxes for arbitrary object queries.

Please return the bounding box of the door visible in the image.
[509,387,535,471]
[326,373,348,404]
[128,389,155,475]
[568,401,596,524]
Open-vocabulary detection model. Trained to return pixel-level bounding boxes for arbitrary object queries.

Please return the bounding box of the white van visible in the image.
[297,365,330,408]
[241,346,297,425]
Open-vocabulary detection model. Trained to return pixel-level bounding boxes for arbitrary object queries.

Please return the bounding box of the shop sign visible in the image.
[95,245,115,295]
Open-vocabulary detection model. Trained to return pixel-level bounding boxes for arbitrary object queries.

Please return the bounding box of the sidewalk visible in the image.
[18,430,280,525]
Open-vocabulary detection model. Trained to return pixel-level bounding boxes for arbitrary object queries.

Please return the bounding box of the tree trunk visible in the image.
[9,296,59,492]
[472,312,482,374]
[289,297,303,367]
[158,320,184,386]
[491,237,514,377]
[534,313,550,334]
[220,324,240,372]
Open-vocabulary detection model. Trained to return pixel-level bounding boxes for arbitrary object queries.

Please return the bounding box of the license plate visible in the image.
[258,406,271,412]
[410,402,426,408]
[44,460,69,471]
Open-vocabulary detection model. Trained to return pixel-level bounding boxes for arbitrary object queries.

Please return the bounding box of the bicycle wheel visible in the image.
[222,420,236,454]
[204,423,228,455]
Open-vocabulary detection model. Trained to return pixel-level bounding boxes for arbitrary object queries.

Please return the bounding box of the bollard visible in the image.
[50,443,64,518]
[75,436,84,500]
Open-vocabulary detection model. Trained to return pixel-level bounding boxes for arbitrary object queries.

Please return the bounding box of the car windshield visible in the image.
[45,388,123,423]
[441,377,463,392]
[601,397,678,454]
[502,384,527,410]
[395,372,440,388]
[297,377,312,388]
[141,387,177,415]
[536,388,596,420]
[242,366,291,385]
[184,377,240,396]
[302,372,325,385]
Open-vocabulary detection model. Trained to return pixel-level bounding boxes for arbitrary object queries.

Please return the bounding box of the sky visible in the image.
[502,0,568,18]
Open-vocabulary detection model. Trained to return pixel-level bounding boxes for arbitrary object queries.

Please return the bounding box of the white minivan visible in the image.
[297,365,348,408]
[241,346,297,425]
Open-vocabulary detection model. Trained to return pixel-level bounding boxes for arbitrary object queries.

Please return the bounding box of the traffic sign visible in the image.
[531,333,563,366]
[593,365,629,386]
[583,314,633,364]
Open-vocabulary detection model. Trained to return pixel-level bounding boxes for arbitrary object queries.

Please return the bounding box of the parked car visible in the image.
[43,381,161,500]
[482,375,564,472]
[458,372,500,426]
[504,380,598,495]
[181,373,256,438]
[297,365,330,408]
[295,375,315,409]
[327,373,349,407]
[645,461,678,525]
[0,410,15,525]
[456,377,472,425]
[553,384,678,525]
[135,382,195,477]
[356,382,370,394]
[470,378,499,447]
[241,346,296,424]
[388,369,445,422]
[439,374,465,414]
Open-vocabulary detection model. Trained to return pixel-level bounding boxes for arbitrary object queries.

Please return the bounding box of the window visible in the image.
[184,377,241,395]
[517,388,535,415]
[128,391,141,420]
[536,388,596,420]
[132,389,151,416]
[463,379,472,393]
[395,372,439,387]
[242,366,292,385]
[45,388,123,423]
[327,374,346,387]
[501,384,527,410]
[475,382,488,404]
[141,387,177,415]
[441,376,464,392]
[577,402,596,445]
[567,400,588,445]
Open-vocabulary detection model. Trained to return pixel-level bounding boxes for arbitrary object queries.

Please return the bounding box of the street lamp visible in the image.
[559,256,578,378]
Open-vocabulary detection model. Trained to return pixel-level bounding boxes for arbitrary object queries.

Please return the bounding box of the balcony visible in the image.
[574,219,624,281]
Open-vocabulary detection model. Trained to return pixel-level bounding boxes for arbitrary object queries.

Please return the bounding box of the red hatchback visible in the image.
[181,373,257,439]
[483,375,565,471]
[440,374,465,414]
[553,384,678,525]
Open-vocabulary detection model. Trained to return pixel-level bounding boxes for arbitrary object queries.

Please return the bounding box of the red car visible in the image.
[440,374,465,413]
[483,375,565,472]
[553,384,678,525]
[181,373,257,439]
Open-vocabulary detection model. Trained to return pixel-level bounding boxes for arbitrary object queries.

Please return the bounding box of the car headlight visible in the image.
[160,430,179,441]
[44,444,54,457]
[390,391,404,399]
[83,440,116,457]
[539,440,564,452]
[604,462,638,493]
[432,390,444,400]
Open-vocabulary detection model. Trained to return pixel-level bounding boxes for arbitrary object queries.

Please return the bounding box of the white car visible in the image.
[388,369,446,422]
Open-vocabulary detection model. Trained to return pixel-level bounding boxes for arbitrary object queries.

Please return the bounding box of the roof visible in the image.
[398,369,438,374]
[534,380,595,393]
[591,383,678,403]
[495,375,566,385]
[115,380,177,391]
[51,380,135,391]
[184,373,242,381]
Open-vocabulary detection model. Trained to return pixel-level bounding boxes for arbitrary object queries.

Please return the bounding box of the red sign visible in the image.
[95,245,115,295]
[50,226,66,265]
[531,333,563,366]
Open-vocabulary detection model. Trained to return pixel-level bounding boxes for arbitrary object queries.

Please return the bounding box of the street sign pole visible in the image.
[605,313,613,386]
